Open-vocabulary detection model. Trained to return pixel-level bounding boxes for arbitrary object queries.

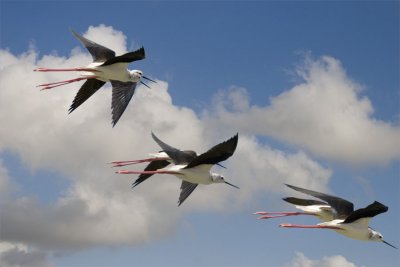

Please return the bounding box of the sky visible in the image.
[0,1,399,267]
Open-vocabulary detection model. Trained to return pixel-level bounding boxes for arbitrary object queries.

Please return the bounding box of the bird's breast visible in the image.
[178,165,213,185]
[90,63,131,82]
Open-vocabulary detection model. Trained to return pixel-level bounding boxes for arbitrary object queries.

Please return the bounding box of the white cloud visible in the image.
[0,242,53,267]
[0,160,11,196]
[206,56,400,165]
[286,252,360,267]
[83,24,128,56]
[0,25,330,252]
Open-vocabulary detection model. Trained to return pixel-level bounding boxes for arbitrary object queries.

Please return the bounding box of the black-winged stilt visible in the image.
[115,132,239,206]
[265,184,397,248]
[34,30,156,127]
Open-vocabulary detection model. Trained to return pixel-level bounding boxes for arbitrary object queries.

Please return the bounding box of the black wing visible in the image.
[178,181,198,206]
[285,184,354,219]
[184,134,238,169]
[68,79,106,113]
[283,197,327,207]
[71,30,115,63]
[151,132,197,165]
[110,80,137,127]
[132,160,171,188]
[101,47,146,66]
[343,201,388,224]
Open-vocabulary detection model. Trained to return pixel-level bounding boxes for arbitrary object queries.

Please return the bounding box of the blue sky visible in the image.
[0,1,399,267]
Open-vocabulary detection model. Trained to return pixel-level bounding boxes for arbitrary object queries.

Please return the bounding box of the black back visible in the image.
[101,47,145,66]
[151,132,197,165]
[343,201,388,224]
[285,184,354,219]
[184,134,238,169]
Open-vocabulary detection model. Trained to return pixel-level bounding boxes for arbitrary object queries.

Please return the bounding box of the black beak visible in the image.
[217,163,227,169]
[140,76,156,89]
[140,81,151,88]
[143,76,157,83]
[383,240,398,249]
[225,181,240,189]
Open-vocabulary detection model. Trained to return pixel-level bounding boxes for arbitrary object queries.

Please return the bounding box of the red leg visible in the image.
[279,223,343,230]
[37,76,97,90]
[116,170,180,175]
[34,67,99,72]
[110,157,169,167]
[254,212,313,219]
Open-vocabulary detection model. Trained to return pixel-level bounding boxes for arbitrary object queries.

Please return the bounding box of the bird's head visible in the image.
[129,70,156,88]
[369,229,397,249]
[210,173,239,189]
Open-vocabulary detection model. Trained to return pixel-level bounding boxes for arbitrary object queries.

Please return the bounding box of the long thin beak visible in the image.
[217,163,226,169]
[143,76,157,83]
[383,240,398,249]
[140,81,151,88]
[225,181,239,189]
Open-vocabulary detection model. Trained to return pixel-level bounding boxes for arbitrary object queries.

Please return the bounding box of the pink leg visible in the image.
[254,212,313,219]
[279,223,343,230]
[37,76,97,90]
[34,67,99,72]
[110,157,169,167]
[116,170,180,175]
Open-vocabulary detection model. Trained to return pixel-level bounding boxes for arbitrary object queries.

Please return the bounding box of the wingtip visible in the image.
[284,183,295,189]
[70,28,80,38]
[151,131,159,141]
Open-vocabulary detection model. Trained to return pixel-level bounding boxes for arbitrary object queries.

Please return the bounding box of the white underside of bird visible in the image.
[81,62,133,82]
[318,218,374,241]
[294,205,334,222]
[163,164,214,185]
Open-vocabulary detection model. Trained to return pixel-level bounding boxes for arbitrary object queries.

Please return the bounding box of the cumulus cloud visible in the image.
[206,56,400,165]
[286,252,360,267]
[0,25,330,253]
[0,242,53,267]
[0,160,11,197]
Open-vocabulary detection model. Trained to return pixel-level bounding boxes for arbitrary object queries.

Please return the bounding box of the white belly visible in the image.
[83,62,130,82]
[169,164,212,185]
[319,220,370,241]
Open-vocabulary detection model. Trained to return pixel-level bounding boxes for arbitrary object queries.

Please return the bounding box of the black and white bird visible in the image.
[115,132,239,206]
[268,184,397,248]
[255,186,336,222]
[34,30,156,126]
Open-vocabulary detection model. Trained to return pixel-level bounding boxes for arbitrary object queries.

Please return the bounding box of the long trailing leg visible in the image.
[110,157,169,167]
[279,223,343,230]
[116,170,179,175]
[34,67,99,72]
[254,211,313,219]
[37,76,96,90]
[35,67,100,90]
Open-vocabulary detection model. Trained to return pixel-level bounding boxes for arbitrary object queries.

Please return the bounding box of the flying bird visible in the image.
[34,30,156,127]
[115,132,239,206]
[112,150,197,188]
[270,184,397,248]
[254,188,337,222]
